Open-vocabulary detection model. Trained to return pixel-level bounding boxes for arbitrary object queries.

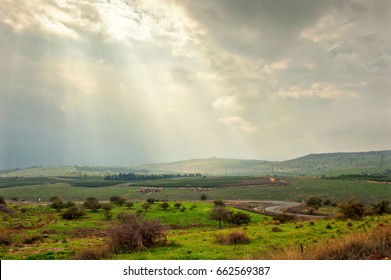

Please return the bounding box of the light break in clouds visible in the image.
[0,0,390,169]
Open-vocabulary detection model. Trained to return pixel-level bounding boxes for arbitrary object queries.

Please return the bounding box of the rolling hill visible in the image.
[0,150,390,177]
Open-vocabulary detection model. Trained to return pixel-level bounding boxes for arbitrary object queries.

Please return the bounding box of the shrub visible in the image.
[216,229,250,245]
[62,206,86,220]
[272,214,294,224]
[0,233,13,245]
[228,212,251,226]
[0,195,6,205]
[200,194,208,200]
[74,246,111,260]
[371,200,391,215]
[338,199,366,220]
[63,201,76,208]
[213,200,225,207]
[174,202,182,209]
[108,214,166,253]
[102,203,113,220]
[146,198,157,204]
[142,202,151,211]
[50,197,64,211]
[83,197,101,212]
[305,196,322,214]
[126,202,134,209]
[109,196,127,206]
[22,234,44,244]
[160,202,170,211]
[272,226,282,232]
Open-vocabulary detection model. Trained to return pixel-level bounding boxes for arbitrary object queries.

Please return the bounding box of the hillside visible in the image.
[0,150,390,177]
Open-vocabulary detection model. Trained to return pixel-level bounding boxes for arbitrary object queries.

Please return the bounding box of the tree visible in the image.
[371,200,391,215]
[146,198,157,204]
[83,197,101,212]
[305,196,322,214]
[109,196,127,206]
[102,203,113,220]
[142,202,151,212]
[160,202,170,211]
[228,212,251,226]
[62,206,86,220]
[174,202,182,209]
[209,206,232,229]
[0,196,6,205]
[126,202,134,209]
[200,194,208,201]
[49,197,64,211]
[338,199,366,220]
[213,200,225,207]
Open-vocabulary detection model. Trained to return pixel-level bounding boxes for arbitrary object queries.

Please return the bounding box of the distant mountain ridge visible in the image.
[1,150,390,177]
[134,150,391,176]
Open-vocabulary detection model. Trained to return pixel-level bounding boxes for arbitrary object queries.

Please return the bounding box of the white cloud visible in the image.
[277,83,358,100]
[218,116,258,133]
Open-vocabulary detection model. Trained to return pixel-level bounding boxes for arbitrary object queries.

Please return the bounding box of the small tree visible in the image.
[126,202,134,209]
[50,197,64,211]
[174,202,182,210]
[142,202,151,212]
[200,194,208,201]
[160,202,170,211]
[102,203,113,220]
[305,196,322,214]
[83,197,101,212]
[109,196,127,206]
[146,198,157,204]
[338,199,366,220]
[0,195,6,205]
[213,200,225,207]
[62,206,86,220]
[209,206,232,229]
[229,212,251,227]
[371,200,391,215]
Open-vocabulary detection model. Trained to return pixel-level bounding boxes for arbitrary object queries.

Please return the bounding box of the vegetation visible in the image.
[337,199,366,220]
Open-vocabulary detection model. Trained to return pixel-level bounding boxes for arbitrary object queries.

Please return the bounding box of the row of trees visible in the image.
[104,172,202,181]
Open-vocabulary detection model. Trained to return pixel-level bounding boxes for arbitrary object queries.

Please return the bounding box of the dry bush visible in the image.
[216,229,250,245]
[22,234,44,245]
[108,214,166,253]
[74,246,111,260]
[0,232,13,245]
[272,223,391,260]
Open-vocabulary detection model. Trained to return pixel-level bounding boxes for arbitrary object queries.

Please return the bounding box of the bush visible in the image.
[62,206,86,220]
[216,229,250,245]
[50,197,64,211]
[272,226,282,232]
[160,202,170,211]
[83,197,101,212]
[126,202,134,209]
[22,234,44,244]
[200,194,208,201]
[74,246,111,260]
[174,202,182,209]
[213,200,225,207]
[228,212,251,226]
[371,200,391,215]
[109,196,127,206]
[338,199,366,220]
[63,201,76,208]
[272,214,294,224]
[305,196,322,214]
[146,198,157,204]
[0,195,6,205]
[0,233,13,245]
[108,214,166,253]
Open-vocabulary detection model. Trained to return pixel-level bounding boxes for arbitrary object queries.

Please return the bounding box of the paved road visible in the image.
[226,200,326,220]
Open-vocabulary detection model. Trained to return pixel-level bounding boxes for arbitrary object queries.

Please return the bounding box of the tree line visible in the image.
[104,172,202,181]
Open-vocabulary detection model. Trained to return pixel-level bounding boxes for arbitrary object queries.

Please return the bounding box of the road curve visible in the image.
[226,200,326,220]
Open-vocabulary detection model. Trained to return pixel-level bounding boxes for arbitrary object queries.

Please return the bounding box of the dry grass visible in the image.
[272,223,391,260]
[216,229,250,245]
[74,245,112,260]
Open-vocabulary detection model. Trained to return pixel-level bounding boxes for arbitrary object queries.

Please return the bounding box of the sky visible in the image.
[0,0,390,169]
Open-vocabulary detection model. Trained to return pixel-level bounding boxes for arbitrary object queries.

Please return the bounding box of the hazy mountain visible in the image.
[1,150,390,177]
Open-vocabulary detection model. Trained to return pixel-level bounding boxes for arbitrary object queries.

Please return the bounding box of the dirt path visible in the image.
[226,200,327,220]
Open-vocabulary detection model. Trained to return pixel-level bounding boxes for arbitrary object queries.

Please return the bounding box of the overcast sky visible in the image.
[0,0,390,169]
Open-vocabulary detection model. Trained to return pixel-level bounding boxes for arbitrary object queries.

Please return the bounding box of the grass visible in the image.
[1,200,390,260]
[1,176,390,203]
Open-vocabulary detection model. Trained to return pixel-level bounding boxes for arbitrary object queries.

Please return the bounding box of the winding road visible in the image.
[226,200,327,220]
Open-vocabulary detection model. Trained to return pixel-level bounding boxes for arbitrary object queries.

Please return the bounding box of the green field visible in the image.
[1,200,389,260]
[0,176,390,203]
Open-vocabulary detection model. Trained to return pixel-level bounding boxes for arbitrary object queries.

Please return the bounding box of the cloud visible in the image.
[277,83,358,100]
[218,116,258,133]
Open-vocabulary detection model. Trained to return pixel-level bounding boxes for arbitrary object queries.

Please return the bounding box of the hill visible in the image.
[0,150,390,177]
